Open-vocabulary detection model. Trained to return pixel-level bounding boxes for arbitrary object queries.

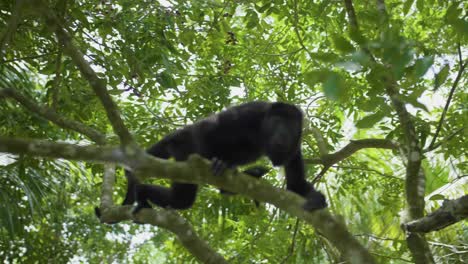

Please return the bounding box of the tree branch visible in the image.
[0,0,24,58]
[0,136,375,264]
[342,0,434,261]
[322,139,398,166]
[0,88,106,144]
[280,219,300,264]
[136,209,229,264]
[99,164,116,209]
[36,4,134,145]
[424,127,465,152]
[308,126,329,156]
[372,0,433,260]
[96,205,228,263]
[1,52,58,63]
[304,138,398,165]
[428,46,467,149]
[403,195,468,233]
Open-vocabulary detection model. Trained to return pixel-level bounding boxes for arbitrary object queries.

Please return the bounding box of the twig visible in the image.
[280,219,300,264]
[428,43,467,149]
[1,52,57,64]
[0,88,106,144]
[333,165,403,181]
[425,127,465,152]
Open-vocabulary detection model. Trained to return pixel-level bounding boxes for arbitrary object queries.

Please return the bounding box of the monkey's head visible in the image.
[262,102,303,166]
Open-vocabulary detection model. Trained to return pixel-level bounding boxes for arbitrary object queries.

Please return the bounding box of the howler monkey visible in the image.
[123,101,327,213]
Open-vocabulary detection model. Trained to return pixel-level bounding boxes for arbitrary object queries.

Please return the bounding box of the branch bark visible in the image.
[99,164,116,209]
[0,136,227,262]
[136,209,229,264]
[342,0,434,262]
[98,205,228,263]
[0,136,376,264]
[0,88,106,145]
[36,4,134,145]
[0,0,24,58]
[428,45,467,149]
[373,0,433,260]
[304,138,398,165]
[403,195,468,233]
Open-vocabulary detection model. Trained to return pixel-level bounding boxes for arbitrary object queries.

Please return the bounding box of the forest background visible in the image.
[0,0,467,263]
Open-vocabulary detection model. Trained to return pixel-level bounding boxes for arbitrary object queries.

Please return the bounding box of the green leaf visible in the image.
[449,18,468,36]
[158,72,177,88]
[445,4,461,23]
[414,56,434,79]
[332,35,354,53]
[245,11,259,29]
[429,194,445,201]
[322,73,346,101]
[403,0,415,15]
[180,29,195,45]
[355,111,386,128]
[434,64,449,90]
[258,3,270,13]
[350,50,371,67]
[303,70,328,87]
[402,94,429,112]
[416,0,424,12]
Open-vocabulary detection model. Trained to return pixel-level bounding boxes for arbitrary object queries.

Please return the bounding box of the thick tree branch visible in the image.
[1,136,227,262]
[0,136,127,164]
[342,0,375,61]
[136,209,229,264]
[341,0,434,262]
[372,0,433,261]
[384,50,435,264]
[36,4,134,145]
[0,88,106,144]
[343,0,359,29]
[0,136,375,264]
[403,195,468,233]
[98,205,228,263]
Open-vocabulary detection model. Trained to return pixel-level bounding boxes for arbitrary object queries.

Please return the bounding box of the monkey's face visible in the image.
[263,115,301,166]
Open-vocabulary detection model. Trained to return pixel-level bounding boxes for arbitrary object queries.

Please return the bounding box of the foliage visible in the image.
[0,0,466,263]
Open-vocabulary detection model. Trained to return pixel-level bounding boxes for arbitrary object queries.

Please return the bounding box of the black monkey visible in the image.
[123,101,327,213]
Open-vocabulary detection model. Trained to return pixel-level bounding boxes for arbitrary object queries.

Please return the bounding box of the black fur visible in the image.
[123,101,327,213]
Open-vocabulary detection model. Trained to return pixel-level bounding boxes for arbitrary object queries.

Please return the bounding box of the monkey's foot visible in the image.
[211,157,230,176]
[303,190,327,211]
